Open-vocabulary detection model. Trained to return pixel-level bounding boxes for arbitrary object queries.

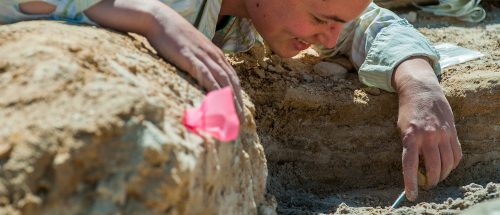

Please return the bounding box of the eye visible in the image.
[312,15,328,25]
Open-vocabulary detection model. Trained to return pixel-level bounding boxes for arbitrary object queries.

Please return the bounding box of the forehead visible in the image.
[307,0,371,21]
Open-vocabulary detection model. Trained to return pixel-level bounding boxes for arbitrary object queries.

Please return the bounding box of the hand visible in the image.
[147,6,244,120]
[85,0,244,121]
[392,57,462,201]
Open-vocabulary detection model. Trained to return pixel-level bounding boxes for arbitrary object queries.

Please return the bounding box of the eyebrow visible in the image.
[320,14,347,23]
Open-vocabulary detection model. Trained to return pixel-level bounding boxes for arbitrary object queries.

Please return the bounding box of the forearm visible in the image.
[85,0,198,64]
[327,3,441,92]
[392,57,447,133]
[392,57,442,96]
[84,0,161,37]
[19,1,56,14]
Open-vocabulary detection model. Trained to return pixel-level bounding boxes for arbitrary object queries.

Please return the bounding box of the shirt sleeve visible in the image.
[318,3,441,92]
[0,0,102,25]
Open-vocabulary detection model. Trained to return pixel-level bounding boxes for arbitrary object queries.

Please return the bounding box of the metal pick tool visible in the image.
[389,160,428,211]
[389,191,406,211]
[389,161,427,211]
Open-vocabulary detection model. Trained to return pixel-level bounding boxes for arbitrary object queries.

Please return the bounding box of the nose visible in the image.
[316,23,342,48]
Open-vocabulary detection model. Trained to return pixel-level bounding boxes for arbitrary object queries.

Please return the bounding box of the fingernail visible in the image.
[406,190,417,201]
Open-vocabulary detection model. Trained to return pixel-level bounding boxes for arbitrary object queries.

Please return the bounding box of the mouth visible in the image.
[292,37,311,51]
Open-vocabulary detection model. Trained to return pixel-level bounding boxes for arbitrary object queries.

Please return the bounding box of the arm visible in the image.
[319,3,442,92]
[319,3,462,201]
[19,0,244,118]
[392,57,462,201]
[85,0,244,117]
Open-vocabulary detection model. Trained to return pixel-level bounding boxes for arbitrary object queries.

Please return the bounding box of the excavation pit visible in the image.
[233,4,500,213]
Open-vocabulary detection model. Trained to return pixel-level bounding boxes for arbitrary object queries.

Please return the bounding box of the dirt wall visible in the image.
[232,21,500,214]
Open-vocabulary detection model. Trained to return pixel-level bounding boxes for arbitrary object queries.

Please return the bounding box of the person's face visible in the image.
[245,0,371,58]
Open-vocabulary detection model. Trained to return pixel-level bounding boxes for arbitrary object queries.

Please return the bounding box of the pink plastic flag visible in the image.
[183,87,240,142]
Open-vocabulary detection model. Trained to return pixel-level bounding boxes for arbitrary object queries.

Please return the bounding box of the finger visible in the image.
[217,57,245,122]
[213,51,242,99]
[438,129,453,182]
[450,126,462,169]
[198,52,244,122]
[208,50,245,121]
[199,51,231,87]
[402,132,419,201]
[178,50,221,91]
[191,58,221,91]
[421,130,441,189]
[216,58,244,121]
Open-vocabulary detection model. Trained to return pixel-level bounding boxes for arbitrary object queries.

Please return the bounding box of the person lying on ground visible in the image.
[1,0,462,201]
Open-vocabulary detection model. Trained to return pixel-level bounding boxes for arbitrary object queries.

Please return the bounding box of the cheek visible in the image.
[253,11,278,35]
[287,21,317,38]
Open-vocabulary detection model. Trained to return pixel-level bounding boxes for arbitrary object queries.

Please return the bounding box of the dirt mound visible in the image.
[0,21,271,215]
[232,9,500,215]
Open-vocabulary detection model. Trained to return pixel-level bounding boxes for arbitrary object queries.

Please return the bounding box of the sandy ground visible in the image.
[233,2,500,214]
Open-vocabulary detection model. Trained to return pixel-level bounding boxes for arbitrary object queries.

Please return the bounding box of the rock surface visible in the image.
[0,21,271,215]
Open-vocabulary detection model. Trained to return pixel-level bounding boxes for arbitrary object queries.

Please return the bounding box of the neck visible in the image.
[220,0,249,18]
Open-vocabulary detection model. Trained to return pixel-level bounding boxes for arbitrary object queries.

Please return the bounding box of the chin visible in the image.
[270,47,299,58]
[264,38,301,58]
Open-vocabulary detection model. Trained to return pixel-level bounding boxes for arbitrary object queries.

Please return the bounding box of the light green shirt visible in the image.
[318,3,441,92]
[0,0,100,24]
[161,0,261,52]
[0,0,440,92]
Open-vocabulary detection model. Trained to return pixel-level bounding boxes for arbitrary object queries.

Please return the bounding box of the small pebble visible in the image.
[313,61,348,80]
[336,203,351,214]
[267,65,276,72]
[270,55,281,64]
[258,60,268,68]
[486,183,497,193]
[254,68,266,78]
[302,74,313,82]
[446,197,454,205]
[0,143,12,159]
